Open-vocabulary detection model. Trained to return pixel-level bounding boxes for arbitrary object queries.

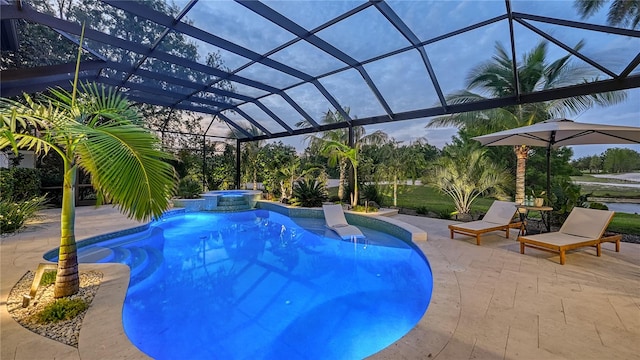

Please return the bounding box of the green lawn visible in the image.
[577,184,640,199]
[332,184,640,235]
[607,213,640,234]
[379,185,495,216]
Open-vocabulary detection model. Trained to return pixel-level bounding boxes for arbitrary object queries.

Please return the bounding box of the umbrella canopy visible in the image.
[472,118,640,147]
[472,118,640,213]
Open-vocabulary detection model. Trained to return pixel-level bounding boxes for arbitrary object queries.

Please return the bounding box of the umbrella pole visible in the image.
[545,144,551,232]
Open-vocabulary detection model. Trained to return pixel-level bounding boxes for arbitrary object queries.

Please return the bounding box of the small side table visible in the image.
[516,205,553,235]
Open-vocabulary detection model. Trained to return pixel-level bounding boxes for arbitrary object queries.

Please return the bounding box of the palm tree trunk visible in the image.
[252,168,257,190]
[280,180,286,201]
[338,159,346,200]
[54,164,79,298]
[514,145,529,205]
[352,166,358,207]
[393,175,398,207]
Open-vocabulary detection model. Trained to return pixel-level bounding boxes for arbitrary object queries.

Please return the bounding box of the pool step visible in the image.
[128,247,149,278]
[111,246,164,287]
[77,247,114,263]
[130,246,164,288]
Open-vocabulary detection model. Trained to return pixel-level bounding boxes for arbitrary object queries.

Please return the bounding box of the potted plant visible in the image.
[530,189,546,207]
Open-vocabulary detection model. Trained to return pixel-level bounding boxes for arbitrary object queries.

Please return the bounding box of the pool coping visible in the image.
[256,201,427,242]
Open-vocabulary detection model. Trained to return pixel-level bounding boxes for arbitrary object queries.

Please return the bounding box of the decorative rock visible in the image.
[6,270,102,347]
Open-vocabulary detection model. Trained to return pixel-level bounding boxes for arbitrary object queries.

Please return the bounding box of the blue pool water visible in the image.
[50,210,433,359]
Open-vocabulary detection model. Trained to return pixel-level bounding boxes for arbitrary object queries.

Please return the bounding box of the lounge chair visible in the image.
[518,207,617,265]
[322,204,364,239]
[448,200,519,245]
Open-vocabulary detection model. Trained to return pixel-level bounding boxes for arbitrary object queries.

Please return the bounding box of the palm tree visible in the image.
[0,28,176,297]
[296,108,388,200]
[321,140,359,207]
[574,0,640,29]
[377,140,428,207]
[0,83,176,297]
[429,147,511,216]
[427,40,625,204]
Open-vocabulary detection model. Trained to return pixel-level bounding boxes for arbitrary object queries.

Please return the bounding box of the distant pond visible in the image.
[601,203,640,215]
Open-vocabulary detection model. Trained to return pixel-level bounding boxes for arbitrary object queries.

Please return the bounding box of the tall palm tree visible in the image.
[0,83,176,297]
[427,40,625,204]
[321,140,360,207]
[0,27,176,297]
[575,0,640,29]
[296,108,388,200]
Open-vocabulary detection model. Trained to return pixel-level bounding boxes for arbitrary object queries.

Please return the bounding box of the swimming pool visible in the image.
[48,210,433,359]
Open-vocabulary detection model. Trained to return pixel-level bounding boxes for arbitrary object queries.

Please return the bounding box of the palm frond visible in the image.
[575,0,606,18]
[74,123,177,221]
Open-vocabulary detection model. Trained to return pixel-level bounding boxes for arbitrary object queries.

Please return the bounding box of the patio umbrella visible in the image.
[472,118,640,203]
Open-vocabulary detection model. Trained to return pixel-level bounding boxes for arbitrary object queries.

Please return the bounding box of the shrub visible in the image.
[291,178,328,207]
[176,178,202,199]
[361,184,383,206]
[550,180,589,224]
[0,168,41,201]
[0,195,48,234]
[36,298,88,323]
[435,208,455,220]
[589,202,609,210]
[40,270,57,286]
[352,205,378,213]
[416,206,429,215]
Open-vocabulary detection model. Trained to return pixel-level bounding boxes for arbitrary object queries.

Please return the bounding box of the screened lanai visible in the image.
[1,0,639,165]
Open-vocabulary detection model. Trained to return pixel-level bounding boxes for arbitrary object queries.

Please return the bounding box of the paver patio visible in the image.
[2,206,638,359]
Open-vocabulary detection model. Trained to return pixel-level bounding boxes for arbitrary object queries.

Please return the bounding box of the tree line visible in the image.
[572,148,640,173]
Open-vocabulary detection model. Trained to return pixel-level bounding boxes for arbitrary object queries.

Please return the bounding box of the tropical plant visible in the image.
[428,147,512,215]
[256,142,297,199]
[296,108,388,200]
[205,142,236,190]
[550,180,590,224]
[291,178,328,207]
[276,158,322,201]
[321,140,360,207]
[36,298,88,323]
[235,125,265,190]
[361,184,383,206]
[427,40,626,204]
[0,167,41,202]
[0,26,176,297]
[378,140,430,207]
[574,0,640,29]
[176,177,202,199]
[0,195,48,234]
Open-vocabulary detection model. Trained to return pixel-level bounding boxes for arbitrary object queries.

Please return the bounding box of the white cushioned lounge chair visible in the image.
[448,200,519,246]
[518,207,620,265]
[322,204,364,239]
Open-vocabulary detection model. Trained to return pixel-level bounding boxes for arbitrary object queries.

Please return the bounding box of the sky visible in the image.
[168,0,639,159]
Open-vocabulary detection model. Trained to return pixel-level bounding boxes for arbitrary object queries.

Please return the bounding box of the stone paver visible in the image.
[1,207,639,359]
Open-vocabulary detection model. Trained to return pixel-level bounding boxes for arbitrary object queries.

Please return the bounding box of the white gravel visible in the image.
[6,270,102,347]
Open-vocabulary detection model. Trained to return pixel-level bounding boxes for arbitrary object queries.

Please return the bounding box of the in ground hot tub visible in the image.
[173,190,262,211]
